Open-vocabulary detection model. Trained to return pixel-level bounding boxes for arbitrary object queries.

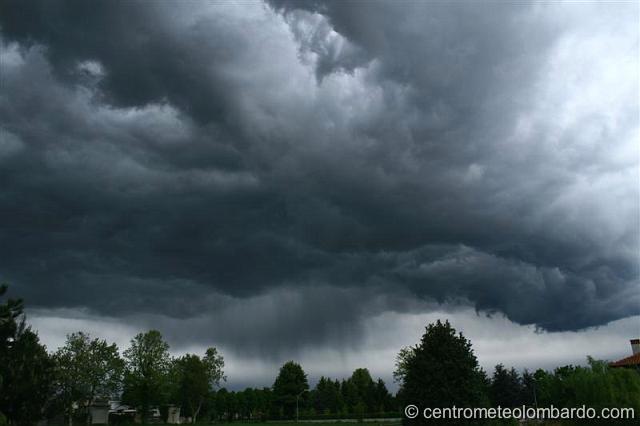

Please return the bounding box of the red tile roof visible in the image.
[610,353,640,368]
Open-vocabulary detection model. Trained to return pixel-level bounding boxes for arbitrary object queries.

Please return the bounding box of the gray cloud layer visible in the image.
[1,0,638,356]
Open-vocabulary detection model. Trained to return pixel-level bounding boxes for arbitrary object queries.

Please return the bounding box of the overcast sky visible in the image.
[1,0,638,390]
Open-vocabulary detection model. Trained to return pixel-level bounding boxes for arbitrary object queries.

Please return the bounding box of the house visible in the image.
[166,405,181,424]
[108,401,137,424]
[107,402,181,424]
[610,339,640,369]
[89,399,110,424]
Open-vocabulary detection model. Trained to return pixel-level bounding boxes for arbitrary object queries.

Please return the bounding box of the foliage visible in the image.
[122,330,171,423]
[308,372,395,418]
[532,357,640,425]
[395,319,489,425]
[0,284,55,426]
[481,358,640,425]
[393,346,415,385]
[203,347,226,387]
[0,284,23,348]
[53,331,124,425]
[310,377,343,415]
[489,364,523,408]
[171,347,225,423]
[272,361,309,418]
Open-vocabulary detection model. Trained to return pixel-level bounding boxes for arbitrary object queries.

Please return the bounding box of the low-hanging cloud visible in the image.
[0,0,638,360]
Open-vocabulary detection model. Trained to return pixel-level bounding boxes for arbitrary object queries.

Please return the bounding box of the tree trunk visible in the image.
[142,402,149,425]
[192,400,202,424]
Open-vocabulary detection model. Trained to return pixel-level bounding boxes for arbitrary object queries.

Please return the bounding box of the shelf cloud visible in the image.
[1,0,638,372]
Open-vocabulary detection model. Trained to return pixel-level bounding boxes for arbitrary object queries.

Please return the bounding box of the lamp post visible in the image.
[296,390,305,423]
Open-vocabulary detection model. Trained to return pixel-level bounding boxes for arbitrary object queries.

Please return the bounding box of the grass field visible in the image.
[126,422,403,426]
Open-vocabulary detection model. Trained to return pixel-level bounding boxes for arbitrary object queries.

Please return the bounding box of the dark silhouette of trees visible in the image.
[395,319,488,425]
[373,378,394,413]
[272,361,309,418]
[0,285,55,426]
[489,364,523,408]
[171,347,225,423]
[310,376,343,415]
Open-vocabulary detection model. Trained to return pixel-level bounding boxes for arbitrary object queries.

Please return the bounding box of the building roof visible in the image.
[610,353,640,368]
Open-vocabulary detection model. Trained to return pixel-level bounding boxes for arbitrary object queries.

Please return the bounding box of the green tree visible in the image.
[203,347,226,388]
[173,347,225,423]
[0,285,55,425]
[272,361,309,419]
[489,364,523,408]
[0,284,23,347]
[520,369,537,407]
[255,387,273,420]
[534,357,640,424]
[349,368,376,412]
[54,332,124,425]
[214,388,229,421]
[122,330,171,423]
[312,376,340,415]
[395,319,488,425]
[341,378,358,414]
[373,378,394,414]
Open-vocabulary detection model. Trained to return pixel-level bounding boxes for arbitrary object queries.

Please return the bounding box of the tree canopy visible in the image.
[54,332,124,425]
[489,364,523,408]
[171,347,225,423]
[272,361,309,418]
[0,285,54,426]
[395,319,488,425]
[122,330,171,423]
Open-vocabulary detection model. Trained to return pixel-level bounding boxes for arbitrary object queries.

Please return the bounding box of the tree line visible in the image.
[395,320,640,425]
[0,285,396,425]
[2,285,640,425]
[203,363,397,422]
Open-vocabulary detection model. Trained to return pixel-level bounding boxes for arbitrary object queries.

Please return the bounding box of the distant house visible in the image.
[166,405,181,424]
[610,339,640,369]
[107,402,181,424]
[89,399,110,424]
[108,401,137,424]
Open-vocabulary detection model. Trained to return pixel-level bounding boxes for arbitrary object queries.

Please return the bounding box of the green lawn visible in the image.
[135,422,402,426]
[215,422,402,426]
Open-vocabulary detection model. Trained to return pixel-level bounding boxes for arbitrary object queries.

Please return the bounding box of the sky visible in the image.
[0,0,639,391]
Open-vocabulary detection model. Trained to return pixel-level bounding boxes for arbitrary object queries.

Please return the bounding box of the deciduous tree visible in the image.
[122,330,171,423]
[173,347,225,423]
[54,332,124,425]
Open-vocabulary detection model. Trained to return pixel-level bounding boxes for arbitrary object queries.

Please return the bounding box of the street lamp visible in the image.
[296,390,306,423]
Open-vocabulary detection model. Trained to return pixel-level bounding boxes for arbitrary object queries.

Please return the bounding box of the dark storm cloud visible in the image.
[0,0,638,354]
